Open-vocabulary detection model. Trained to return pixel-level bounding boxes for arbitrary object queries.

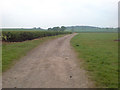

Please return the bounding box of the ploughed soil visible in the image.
[2,33,94,88]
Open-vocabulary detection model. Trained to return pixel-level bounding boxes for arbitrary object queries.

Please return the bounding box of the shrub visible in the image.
[2,31,71,42]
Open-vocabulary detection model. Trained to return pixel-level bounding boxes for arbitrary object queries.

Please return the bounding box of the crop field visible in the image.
[71,33,118,88]
[66,27,118,33]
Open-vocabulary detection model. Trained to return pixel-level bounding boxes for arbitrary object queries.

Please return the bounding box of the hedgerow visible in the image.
[2,31,71,42]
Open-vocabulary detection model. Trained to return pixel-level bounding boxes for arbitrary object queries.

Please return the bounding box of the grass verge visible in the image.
[2,35,65,72]
[71,33,118,88]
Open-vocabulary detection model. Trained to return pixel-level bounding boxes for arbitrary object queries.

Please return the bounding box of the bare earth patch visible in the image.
[2,33,94,88]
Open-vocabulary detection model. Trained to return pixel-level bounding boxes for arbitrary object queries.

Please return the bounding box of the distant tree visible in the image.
[48,28,52,31]
[38,27,41,29]
[33,27,36,29]
[56,27,61,31]
[48,26,66,31]
[61,26,66,31]
[52,27,60,31]
[71,26,74,33]
[106,28,109,29]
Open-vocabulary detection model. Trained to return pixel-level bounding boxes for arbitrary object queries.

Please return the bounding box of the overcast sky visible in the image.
[0,0,119,29]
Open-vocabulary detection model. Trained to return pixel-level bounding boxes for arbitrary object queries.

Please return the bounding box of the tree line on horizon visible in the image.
[48,26,66,31]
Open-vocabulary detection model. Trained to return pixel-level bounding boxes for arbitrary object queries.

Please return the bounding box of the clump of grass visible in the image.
[71,33,118,88]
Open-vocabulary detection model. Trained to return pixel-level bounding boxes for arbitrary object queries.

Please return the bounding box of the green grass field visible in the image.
[71,33,118,88]
[2,35,64,72]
